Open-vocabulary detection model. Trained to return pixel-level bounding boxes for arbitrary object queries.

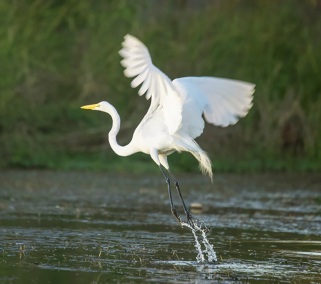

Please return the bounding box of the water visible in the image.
[0,171,320,283]
[180,221,217,263]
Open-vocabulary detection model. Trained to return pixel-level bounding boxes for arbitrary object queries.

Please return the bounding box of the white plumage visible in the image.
[117,34,254,178]
[82,34,255,180]
[81,34,255,227]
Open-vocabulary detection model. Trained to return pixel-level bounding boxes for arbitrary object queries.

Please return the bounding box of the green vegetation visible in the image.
[0,0,320,173]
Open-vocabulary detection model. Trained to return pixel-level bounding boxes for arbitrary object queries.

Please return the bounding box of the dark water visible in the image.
[1,171,320,283]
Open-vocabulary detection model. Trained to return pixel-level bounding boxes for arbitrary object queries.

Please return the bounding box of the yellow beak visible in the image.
[81,103,100,110]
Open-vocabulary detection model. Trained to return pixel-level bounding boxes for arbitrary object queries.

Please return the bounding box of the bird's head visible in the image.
[81,101,112,112]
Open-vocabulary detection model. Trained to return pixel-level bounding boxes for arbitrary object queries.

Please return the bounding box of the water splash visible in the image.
[181,221,217,263]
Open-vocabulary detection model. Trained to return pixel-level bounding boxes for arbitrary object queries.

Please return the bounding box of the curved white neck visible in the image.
[106,105,137,157]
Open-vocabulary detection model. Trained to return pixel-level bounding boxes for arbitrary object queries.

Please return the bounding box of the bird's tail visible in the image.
[191,150,213,182]
[175,135,213,181]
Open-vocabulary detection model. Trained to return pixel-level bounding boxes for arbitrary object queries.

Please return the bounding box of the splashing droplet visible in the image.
[181,221,217,263]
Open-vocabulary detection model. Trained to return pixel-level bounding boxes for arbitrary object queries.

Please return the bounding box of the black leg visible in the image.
[159,166,181,224]
[169,173,196,227]
[160,166,197,228]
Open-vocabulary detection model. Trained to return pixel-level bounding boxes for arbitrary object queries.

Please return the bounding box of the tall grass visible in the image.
[0,0,320,172]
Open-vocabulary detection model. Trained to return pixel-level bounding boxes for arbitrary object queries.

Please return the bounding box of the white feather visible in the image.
[119,34,182,135]
[173,77,255,130]
[116,34,255,179]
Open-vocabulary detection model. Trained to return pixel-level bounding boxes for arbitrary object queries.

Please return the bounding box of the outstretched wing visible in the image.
[119,34,182,135]
[119,35,255,139]
[173,77,255,138]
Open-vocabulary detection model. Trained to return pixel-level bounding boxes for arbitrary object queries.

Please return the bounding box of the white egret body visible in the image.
[81,34,255,226]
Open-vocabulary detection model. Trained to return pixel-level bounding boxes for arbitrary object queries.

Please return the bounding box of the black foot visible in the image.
[186,210,196,228]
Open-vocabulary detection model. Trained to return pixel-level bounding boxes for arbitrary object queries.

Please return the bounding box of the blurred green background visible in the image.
[0,0,320,173]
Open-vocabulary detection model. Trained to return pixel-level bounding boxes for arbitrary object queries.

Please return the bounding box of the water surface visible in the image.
[1,171,320,283]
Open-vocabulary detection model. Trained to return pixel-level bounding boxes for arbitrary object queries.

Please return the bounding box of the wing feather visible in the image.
[172,77,255,136]
[119,34,182,134]
[139,72,151,96]
[119,35,255,139]
[130,68,148,89]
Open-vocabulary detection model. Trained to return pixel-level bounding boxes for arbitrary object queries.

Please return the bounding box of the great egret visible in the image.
[81,34,255,227]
